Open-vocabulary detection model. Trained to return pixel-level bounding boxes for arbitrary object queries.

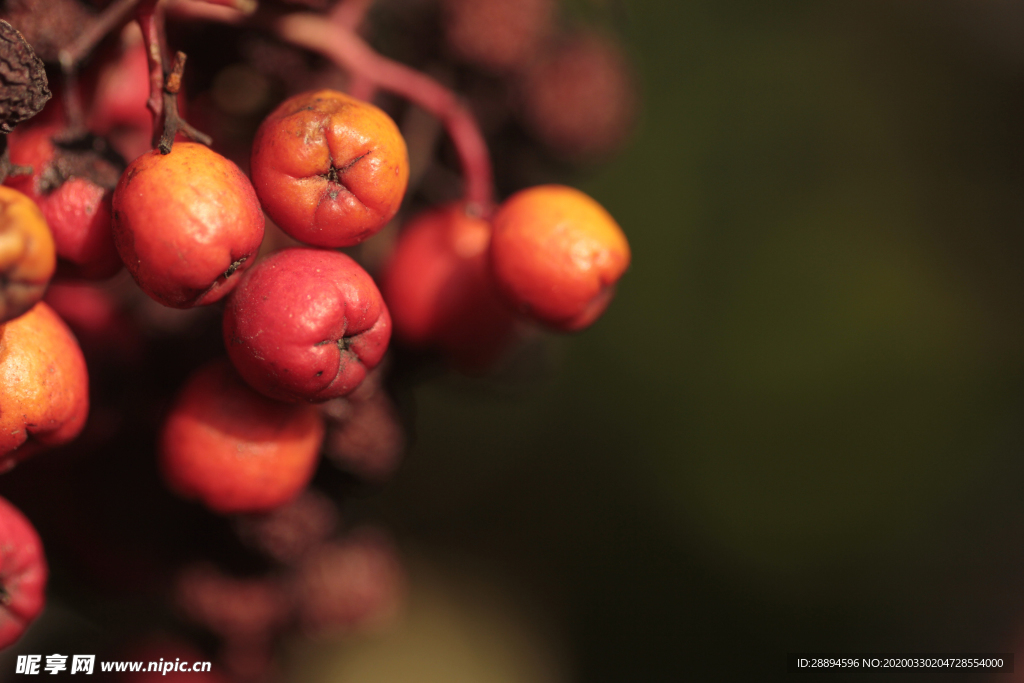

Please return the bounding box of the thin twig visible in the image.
[58,0,143,70]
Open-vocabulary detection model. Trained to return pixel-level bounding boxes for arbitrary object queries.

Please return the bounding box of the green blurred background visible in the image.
[359,0,1024,680]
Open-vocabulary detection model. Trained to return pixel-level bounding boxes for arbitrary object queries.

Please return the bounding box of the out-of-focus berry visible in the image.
[442,0,554,73]
[176,564,291,641]
[518,32,637,161]
[294,530,404,637]
[324,391,405,483]
[234,490,339,565]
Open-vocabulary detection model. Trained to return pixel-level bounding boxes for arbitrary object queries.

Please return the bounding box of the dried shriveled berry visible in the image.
[0,19,48,134]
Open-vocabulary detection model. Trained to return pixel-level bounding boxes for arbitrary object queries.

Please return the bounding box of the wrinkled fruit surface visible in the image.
[251,89,408,248]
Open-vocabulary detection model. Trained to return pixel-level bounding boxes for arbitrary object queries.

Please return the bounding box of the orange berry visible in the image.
[112,142,265,308]
[489,185,630,331]
[250,90,409,248]
[0,301,89,471]
[160,359,325,514]
[0,186,55,323]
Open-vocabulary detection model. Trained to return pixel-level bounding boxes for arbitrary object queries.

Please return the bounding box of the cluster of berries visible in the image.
[0,0,635,673]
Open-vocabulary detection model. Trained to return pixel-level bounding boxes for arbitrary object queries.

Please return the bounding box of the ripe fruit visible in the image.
[0,301,89,471]
[160,359,325,514]
[380,202,517,370]
[111,141,264,308]
[0,496,47,649]
[0,186,55,323]
[5,123,123,279]
[250,90,409,247]
[489,185,630,331]
[223,247,391,403]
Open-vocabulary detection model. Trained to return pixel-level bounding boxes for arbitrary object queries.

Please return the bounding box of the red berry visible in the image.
[0,302,89,472]
[380,202,518,371]
[0,496,47,650]
[160,359,325,514]
[5,124,123,280]
[223,247,391,403]
[112,142,265,308]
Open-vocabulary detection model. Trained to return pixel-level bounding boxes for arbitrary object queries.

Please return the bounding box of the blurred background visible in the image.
[6,0,1024,680]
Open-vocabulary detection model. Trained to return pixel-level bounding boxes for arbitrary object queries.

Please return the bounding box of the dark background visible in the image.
[6,0,1024,681]
[375,1,1024,681]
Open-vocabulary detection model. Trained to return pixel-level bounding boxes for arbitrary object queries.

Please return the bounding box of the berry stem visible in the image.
[57,0,145,133]
[273,13,494,215]
[137,0,166,133]
[58,0,143,70]
[138,3,212,154]
[157,52,213,154]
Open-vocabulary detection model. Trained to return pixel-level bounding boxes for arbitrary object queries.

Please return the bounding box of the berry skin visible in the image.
[0,496,47,650]
[250,90,409,248]
[489,185,630,331]
[111,142,265,308]
[0,186,55,323]
[5,123,123,279]
[0,302,89,472]
[380,202,518,371]
[223,247,391,403]
[160,359,325,514]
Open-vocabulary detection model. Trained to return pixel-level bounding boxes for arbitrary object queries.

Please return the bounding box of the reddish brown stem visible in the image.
[138,4,211,153]
[157,52,212,153]
[331,0,375,31]
[138,0,166,141]
[58,0,143,70]
[273,13,494,214]
[57,0,145,133]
